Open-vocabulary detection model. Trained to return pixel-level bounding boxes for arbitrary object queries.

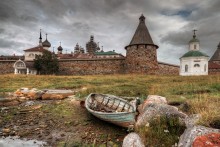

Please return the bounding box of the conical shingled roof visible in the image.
[126,14,158,49]
[210,42,220,61]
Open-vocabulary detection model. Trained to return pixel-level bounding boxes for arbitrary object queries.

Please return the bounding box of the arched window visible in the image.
[194,64,200,67]
[204,64,206,72]
[185,65,188,72]
[29,53,34,57]
[14,60,26,68]
[194,44,197,50]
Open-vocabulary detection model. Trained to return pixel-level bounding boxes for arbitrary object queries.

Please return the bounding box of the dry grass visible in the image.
[0,74,220,146]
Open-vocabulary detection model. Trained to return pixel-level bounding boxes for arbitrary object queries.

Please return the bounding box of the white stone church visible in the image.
[180,31,209,76]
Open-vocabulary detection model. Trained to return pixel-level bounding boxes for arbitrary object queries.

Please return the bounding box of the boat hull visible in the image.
[85,93,136,128]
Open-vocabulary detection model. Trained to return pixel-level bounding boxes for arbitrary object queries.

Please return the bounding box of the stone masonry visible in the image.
[58,58,126,75]
[125,45,158,74]
[0,61,15,74]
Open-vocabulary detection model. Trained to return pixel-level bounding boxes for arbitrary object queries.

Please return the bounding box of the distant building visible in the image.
[0,14,180,75]
[86,35,100,54]
[180,30,209,76]
[74,43,85,54]
[94,50,123,58]
[209,42,220,74]
[14,30,50,74]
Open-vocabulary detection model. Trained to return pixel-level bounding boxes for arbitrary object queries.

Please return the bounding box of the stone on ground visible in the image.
[41,90,74,100]
[138,95,167,114]
[122,132,144,147]
[178,125,220,147]
[192,133,220,147]
[136,103,187,127]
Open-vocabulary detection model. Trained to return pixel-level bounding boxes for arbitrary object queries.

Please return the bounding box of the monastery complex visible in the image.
[0,15,220,75]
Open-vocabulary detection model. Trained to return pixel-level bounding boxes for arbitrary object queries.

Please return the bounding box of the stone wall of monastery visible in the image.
[158,62,179,75]
[209,69,220,75]
[0,61,15,74]
[0,59,180,75]
[58,58,126,75]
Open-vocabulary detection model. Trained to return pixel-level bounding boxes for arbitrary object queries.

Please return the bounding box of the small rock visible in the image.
[17,97,27,102]
[122,132,144,147]
[24,101,35,106]
[2,128,10,133]
[138,95,167,113]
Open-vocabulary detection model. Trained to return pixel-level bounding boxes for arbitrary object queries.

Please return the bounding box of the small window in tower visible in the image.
[194,44,196,50]
[204,64,206,72]
[185,65,188,72]
[194,64,200,67]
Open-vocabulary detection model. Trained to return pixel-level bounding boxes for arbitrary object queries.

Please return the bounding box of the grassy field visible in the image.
[0,74,220,146]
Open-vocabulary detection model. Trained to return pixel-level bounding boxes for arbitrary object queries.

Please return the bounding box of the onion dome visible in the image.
[57,42,63,51]
[42,34,51,48]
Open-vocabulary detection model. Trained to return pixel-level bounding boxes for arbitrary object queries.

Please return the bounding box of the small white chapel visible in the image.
[180,30,209,76]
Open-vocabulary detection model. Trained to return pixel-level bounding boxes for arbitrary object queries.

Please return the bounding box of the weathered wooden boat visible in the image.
[85,93,137,128]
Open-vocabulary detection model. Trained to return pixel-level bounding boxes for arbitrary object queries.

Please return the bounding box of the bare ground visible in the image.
[0,97,128,146]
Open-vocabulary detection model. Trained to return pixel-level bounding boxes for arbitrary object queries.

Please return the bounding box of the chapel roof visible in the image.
[181,50,209,58]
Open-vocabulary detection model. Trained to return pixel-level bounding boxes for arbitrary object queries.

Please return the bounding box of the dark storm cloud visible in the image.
[0,0,220,64]
[0,28,5,34]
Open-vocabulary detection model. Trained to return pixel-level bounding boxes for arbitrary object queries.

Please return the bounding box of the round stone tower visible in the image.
[125,14,159,74]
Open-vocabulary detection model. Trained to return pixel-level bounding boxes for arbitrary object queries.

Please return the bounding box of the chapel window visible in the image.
[185,65,188,72]
[194,64,200,67]
[204,64,206,72]
[194,44,196,50]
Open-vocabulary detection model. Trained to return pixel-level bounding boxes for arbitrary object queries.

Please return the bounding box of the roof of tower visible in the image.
[189,30,199,43]
[125,14,158,49]
[180,50,209,58]
[42,34,51,47]
[209,42,220,61]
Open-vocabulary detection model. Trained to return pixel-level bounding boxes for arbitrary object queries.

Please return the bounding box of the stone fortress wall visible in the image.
[0,59,179,75]
[58,58,126,75]
[0,61,16,74]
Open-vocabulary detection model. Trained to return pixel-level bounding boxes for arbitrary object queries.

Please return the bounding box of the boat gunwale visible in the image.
[85,93,136,115]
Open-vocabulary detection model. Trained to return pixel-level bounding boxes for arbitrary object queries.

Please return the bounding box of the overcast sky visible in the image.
[0,0,220,64]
